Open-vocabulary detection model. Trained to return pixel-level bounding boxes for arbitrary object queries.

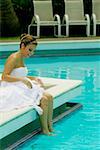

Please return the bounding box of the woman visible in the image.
[0,34,53,135]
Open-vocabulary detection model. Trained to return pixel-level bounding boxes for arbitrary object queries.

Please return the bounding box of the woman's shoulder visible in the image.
[8,52,19,60]
[6,52,19,64]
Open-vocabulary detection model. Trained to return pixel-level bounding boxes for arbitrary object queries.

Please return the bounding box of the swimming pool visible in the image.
[18,55,100,150]
[0,40,100,58]
[0,54,100,150]
[0,40,100,149]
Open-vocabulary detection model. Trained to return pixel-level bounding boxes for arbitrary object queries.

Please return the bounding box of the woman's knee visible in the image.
[44,93,53,100]
[40,96,49,106]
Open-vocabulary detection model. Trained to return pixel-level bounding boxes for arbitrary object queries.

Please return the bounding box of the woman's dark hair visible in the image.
[20,33,37,48]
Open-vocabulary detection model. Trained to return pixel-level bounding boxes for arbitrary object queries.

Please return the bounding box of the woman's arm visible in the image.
[2,55,23,82]
[2,55,33,88]
[27,76,37,80]
[27,76,44,87]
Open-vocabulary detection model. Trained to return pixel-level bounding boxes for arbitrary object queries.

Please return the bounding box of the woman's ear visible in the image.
[21,43,25,49]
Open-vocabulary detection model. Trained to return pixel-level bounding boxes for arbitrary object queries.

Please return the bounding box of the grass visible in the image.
[0,36,20,42]
[0,36,100,43]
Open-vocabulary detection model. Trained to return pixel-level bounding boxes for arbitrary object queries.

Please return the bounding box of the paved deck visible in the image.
[0,77,82,139]
[0,36,100,43]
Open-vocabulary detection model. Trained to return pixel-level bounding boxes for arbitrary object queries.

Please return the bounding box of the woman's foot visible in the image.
[42,129,54,136]
[48,127,54,133]
[48,123,54,132]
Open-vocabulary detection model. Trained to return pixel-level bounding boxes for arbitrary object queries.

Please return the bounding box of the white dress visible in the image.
[0,67,44,115]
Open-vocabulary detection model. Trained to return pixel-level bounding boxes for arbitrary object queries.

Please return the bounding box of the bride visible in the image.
[0,33,54,135]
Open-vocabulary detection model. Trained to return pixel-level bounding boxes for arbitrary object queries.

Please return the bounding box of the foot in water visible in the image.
[48,127,54,133]
[48,124,54,133]
[42,129,55,136]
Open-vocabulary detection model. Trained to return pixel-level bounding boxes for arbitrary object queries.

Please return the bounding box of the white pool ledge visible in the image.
[0,77,82,139]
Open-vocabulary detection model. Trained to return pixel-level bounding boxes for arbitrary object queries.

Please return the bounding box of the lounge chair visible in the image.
[62,0,90,37]
[92,0,100,36]
[28,0,61,38]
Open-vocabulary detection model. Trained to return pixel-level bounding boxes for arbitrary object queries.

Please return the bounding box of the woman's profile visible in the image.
[0,33,54,135]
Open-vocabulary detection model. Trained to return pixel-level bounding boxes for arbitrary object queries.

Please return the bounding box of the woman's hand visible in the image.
[22,78,32,89]
[35,78,44,87]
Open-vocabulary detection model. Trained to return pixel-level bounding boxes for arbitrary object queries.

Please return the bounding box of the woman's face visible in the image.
[21,44,37,57]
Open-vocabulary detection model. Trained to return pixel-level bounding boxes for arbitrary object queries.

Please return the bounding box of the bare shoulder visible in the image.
[2,52,19,76]
[6,52,18,64]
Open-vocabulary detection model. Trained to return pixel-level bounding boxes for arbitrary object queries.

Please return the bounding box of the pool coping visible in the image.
[0,83,81,127]
[6,102,83,150]
[0,77,82,140]
[0,40,100,57]
[0,39,100,45]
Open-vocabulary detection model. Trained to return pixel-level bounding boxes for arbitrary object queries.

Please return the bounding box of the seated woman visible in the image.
[0,33,53,135]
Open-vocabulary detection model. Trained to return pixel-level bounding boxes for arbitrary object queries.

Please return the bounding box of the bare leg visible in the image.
[44,93,53,132]
[39,96,50,135]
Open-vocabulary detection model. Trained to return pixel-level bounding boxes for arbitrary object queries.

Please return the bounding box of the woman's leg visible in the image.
[39,96,50,135]
[44,93,53,132]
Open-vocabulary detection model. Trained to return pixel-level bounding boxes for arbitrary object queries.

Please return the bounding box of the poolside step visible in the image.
[6,102,83,150]
[0,77,82,150]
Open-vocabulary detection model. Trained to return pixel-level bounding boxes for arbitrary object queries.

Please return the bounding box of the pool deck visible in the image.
[0,77,82,137]
[0,36,100,43]
[0,76,82,149]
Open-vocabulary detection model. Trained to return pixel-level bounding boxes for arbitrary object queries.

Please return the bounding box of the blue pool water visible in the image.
[0,55,100,150]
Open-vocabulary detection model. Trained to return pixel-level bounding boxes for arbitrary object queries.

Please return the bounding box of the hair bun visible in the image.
[20,33,27,40]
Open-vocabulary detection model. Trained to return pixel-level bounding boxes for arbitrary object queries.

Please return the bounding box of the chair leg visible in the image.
[28,25,31,34]
[93,21,96,36]
[66,24,69,37]
[28,24,40,38]
[36,24,40,38]
[58,24,61,37]
[86,24,90,36]
[54,25,61,37]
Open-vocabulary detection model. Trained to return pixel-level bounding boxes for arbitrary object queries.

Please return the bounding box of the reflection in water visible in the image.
[57,68,70,79]
[84,69,95,93]
[29,68,96,95]
[29,67,70,79]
